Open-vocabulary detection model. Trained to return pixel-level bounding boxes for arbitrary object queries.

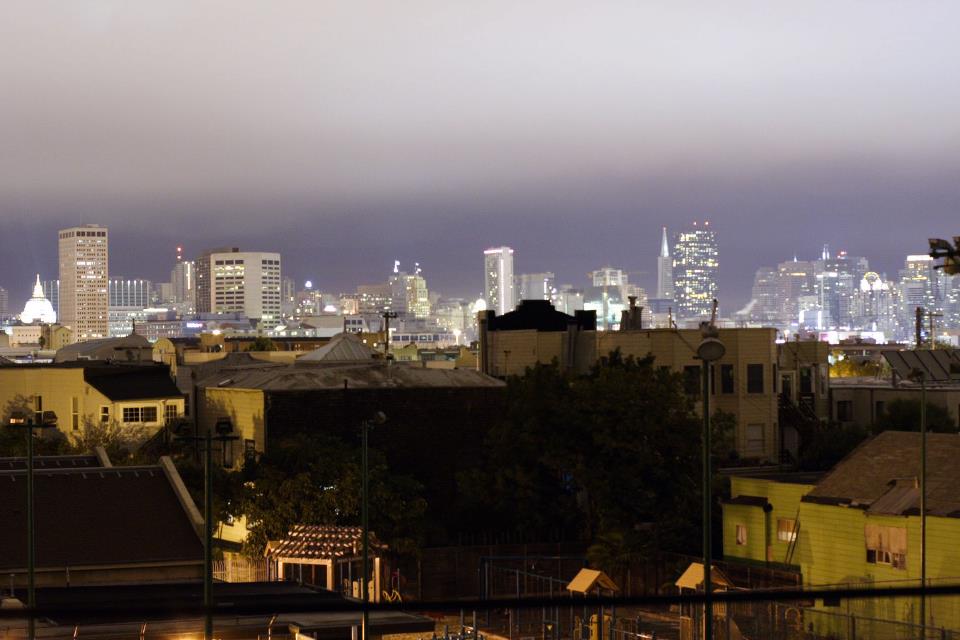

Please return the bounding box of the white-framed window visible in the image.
[736,524,747,546]
[164,404,179,423]
[122,406,159,423]
[777,518,797,543]
[865,524,907,570]
[100,406,110,423]
[71,397,80,431]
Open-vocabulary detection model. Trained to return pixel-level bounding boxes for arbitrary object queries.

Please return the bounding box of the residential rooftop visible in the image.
[803,431,960,517]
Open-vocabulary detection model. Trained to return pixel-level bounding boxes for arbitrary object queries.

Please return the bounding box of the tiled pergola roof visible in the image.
[266,525,386,561]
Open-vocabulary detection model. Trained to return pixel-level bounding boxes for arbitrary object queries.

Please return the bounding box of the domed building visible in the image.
[20,275,57,324]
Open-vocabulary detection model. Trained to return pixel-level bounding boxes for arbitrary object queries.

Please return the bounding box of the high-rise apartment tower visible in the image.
[484,247,515,316]
[58,225,109,341]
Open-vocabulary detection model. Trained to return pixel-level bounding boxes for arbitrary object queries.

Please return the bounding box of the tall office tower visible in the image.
[672,221,719,320]
[388,262,431,318]
[851,271,893,333]
[776,258,816,324]
[516,272,556,302]
[194,246,237,314]
[556,285,584,315]
[0,287,7,316]
[590,267,629,288]
[815,249,869,330]
[109,278,153,308]
[656,226,674,300]
[170,246,195,306]
[59,225,109,341]
[41,279,60,315]
[749,267,780,323]
[202,249,282,321]
[281,277,296,316]
[484,247,515,315]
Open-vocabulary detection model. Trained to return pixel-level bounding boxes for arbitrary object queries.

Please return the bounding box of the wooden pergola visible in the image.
[265,525,387,600]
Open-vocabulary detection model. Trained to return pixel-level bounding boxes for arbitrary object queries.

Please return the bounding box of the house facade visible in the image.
[723,432,960,634]
[0,362,184,441]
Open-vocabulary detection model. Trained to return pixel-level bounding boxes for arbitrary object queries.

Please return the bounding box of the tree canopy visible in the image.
[458,350,727,555]
[874,398,956,433]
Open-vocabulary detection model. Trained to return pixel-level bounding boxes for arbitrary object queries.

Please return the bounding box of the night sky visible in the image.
[2,2,959,310]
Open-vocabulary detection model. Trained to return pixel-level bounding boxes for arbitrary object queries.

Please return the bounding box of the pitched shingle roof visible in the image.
[266,525,386,561]
[200,361,504,391]
[803,431,960,516]
[83,365,183,401]
[298,333,381,362]
[0,465,202,569]
[0,455,100,471]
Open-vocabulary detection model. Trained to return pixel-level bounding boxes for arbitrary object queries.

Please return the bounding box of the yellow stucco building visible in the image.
[0,362,184,442]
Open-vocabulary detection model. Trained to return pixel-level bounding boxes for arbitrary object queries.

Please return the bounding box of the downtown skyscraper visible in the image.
[672,221,718,320]
[484,246,515,315]
[655,226,673,300]
[58,224,109,341]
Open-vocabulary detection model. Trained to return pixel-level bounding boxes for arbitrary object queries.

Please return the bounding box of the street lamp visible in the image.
[910,368,928,631]
[8,409,58,640]
[696,311,725,640]
[361,411,387,640]
[176,416,238,640]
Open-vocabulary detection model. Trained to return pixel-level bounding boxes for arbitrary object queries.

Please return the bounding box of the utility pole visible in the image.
[381,311,397,358]
[915,307,923,348]
[928,311,943,348]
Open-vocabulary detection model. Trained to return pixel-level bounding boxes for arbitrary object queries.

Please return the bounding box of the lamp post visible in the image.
[910,368,927,633]
[696,312,725,640]
[176,416,238,640]
[8,410,58,640]
[361,411,387,640]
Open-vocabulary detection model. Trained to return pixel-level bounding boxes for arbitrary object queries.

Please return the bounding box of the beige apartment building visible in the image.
[478,300,830,462]
[58,225,109,341]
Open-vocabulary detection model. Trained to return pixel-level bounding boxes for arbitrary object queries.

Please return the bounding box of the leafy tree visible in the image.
[459,350,709,554]
[874,399,956,433]
[798,422,869,471]
[65,417,150,462]
[829,352,881,378]
[239,431,426,558]
[586,528,651,591]
[246,336,278,352]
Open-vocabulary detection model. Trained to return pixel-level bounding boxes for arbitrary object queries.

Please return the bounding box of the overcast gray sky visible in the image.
[2,1,959,306]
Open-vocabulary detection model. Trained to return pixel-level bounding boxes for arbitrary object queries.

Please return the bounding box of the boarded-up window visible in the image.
[865,524,907,570]
[777,519,797,543]
[736,524,747,546]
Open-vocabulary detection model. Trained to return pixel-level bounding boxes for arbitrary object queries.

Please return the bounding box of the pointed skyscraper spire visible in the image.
[660,226,670,258]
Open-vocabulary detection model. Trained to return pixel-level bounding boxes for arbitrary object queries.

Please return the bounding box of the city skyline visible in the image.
[2,2,959,310]
[0,220,947,315]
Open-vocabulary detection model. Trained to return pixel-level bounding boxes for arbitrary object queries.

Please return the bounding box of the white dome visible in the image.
[20,275,56,324]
